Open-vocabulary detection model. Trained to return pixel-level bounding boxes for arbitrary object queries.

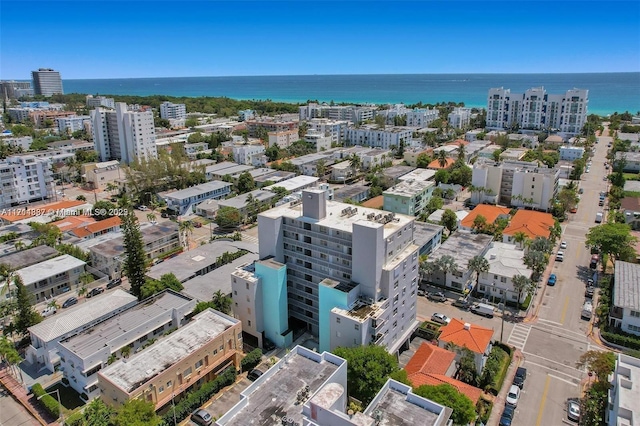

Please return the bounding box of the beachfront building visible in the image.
[31,68,63,97]
[486,87,588,135]
[57,290,195,401]
[91,102,157,164]
[256,189,420,353]
[98,308,242,409]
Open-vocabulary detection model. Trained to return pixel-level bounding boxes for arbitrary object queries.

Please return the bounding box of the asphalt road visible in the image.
[508,130,612,426]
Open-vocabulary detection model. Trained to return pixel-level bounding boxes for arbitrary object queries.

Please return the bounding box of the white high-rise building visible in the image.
[91,103,157,164]
[252,189,420,353]
[159,101,187,120]
[31,68,63,97]
[486,87,588,135]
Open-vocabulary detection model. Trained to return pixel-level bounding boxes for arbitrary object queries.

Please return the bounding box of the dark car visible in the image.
[427,292,447,302]
[106,278,122,289]
[247,369,263,381]
[190,409,213,426]
[513,367,527,389]
[86,287,105,298]
[62,297,78,308]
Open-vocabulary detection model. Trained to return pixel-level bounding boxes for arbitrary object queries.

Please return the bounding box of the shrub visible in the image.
[160,367,236,425]
[31,383,60,419]
[241,348,263,372]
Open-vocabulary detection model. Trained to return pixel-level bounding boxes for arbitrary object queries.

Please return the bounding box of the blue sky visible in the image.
[1,1,639,79]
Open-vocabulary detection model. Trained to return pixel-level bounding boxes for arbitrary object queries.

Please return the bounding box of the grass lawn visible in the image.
[46,383,85,411]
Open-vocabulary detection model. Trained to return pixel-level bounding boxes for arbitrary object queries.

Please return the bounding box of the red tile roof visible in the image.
[406,343,483,403]
[502,209,555,240]
[438,318,493,354]
[460,204,511,229]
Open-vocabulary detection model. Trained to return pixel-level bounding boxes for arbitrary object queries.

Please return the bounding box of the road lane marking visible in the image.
[523,360,583,381]
[535,375,551,426]
[549,374,580,386]
[560,296,569,324]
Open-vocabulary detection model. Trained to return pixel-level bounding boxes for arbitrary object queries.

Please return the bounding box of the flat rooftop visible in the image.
[0,245,58,270]
[147,240,257,282]
[28,289,137,342]
[219,348,342,426]
[59,290,193,360]
[100,309,238,393]
[16,254,86,286]
[259,194,414,237]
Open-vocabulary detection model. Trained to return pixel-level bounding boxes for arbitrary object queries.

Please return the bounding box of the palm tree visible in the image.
[512,231,529,249]
[179,220,195,250]
[512,274,532,304]
[437,150,448,168]
[434,255,458,287]
[468,255,490,296]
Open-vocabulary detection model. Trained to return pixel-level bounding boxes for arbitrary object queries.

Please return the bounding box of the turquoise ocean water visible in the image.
[63,73,640,116]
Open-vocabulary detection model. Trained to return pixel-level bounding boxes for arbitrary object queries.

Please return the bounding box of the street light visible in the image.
[37,388,63,424]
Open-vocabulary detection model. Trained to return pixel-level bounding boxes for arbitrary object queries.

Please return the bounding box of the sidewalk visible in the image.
[485,349,524,426]
[0,366,56,426]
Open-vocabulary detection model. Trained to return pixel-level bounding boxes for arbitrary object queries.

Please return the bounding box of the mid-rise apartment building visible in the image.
[98,308,242,409]
[471,158,559,211]
[86,95,115,109]
[0,155,53,208]
[345,125,413,150]
[31,68,63,97]
[159,101,187,120]
[486,87,588,135]
[255,189,420,353]
[91,102,157,164]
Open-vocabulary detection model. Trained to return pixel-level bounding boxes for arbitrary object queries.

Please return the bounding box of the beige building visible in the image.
[98,309,242,409]
[83,161,124,191]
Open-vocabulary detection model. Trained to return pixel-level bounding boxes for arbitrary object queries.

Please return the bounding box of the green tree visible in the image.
[113,398,160,426]
[13,275,42,335]
[468,255,489,295]
[120,198,147,300]
[237,171,256,194]
[441,208,458,235]
[586,223,638,267]
[413,384,476,425]
[215,206,242,229]
[333,345,401,405]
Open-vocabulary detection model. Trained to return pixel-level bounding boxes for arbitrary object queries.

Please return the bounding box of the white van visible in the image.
[595,212,603,223]
[581,301,593,320]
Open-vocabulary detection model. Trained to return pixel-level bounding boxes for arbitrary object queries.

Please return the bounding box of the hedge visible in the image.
[480,347,510,395]
[31,383,60,419]
[160,367,236,426]
[601,330,640,350]
[241,348,263,372]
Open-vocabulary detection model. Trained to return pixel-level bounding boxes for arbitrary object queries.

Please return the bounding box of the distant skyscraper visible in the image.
[31,68,63,97]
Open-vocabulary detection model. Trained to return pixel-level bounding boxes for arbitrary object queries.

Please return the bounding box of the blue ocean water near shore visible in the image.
[63,73,640,116]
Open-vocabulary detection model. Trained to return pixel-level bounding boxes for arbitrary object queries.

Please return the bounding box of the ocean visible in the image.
[63,73,640,116]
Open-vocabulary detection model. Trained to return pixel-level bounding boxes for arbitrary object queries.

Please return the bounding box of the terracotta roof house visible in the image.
[438,319,494,373]
[427,158,456,170]
[460,204,511,231]
[502,209,555,244]
[405,343,483,403]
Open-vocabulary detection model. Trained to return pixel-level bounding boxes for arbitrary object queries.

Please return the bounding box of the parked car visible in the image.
[506,384,520,406]
[567,398,580,422]
[41,306,57,317]
[431,313,451,325]
[452,297,471,309]
[86,287,105,298]
[427,292,447,302]
[247,369,264,381]
[513,367,527,389]
[190,409,213,426]
[106,278,122,289]
[560,241,567,249]
[547,274,557,286]
[62,297,78,308]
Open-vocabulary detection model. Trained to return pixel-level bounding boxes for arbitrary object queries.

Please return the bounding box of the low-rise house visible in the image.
[15,254,86,303]
[437,318,494,373]
[607,353,640,426]
[161,181,232,216]
[383,180,435,216]
[460,204,511,232]
[88,221,180,279]
[610,261,640,336]
[98,308,242,409]
[26,289,137,372]
[405,342,482,403]
[477,242,532,303]
[57,290,195,400]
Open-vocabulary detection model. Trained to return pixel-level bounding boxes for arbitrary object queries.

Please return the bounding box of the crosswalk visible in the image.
[507,323,532,350]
